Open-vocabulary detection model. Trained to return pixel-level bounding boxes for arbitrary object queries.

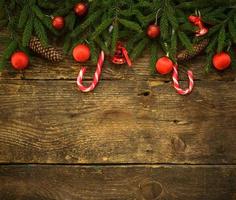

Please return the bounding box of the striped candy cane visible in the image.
[172,64,194,95]
[77,51,105,92]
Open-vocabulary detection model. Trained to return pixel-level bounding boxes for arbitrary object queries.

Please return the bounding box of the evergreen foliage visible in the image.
[0,0,236,72]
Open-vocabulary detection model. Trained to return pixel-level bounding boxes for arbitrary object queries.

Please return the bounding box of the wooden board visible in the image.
[1,31,236,199]
[1,79,236,164]
[1,165,236,200]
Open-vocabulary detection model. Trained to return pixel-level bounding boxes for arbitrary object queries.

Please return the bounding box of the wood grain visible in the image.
[1,165,236,200]
[1,28,236,199]
[1,79,236,164]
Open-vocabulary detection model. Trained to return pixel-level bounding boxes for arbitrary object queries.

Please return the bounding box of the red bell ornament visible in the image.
[112,42,132,67]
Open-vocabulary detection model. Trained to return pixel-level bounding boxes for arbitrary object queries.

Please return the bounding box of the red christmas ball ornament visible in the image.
[213,52,231,71]
[52,16,65,30]
[73,44,91,62]
[156,56,174,75]
[74,2,88,17]
[147,24,160,39]
[11,51,29,70]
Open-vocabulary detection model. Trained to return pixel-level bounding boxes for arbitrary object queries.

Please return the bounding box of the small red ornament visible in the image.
[156,56,174,75]
[112,42,132,67]
[11,51,29,70]
[74,2,88,17]
[147,24,160,39]
[188,15,208,37]
[73,44,91,62]
[52,16,65,30]
[213,52,231,71]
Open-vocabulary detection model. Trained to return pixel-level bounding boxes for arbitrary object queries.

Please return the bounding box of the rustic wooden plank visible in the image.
[0,32,235,81]
[0,165,236,200]
[0,79,236,164]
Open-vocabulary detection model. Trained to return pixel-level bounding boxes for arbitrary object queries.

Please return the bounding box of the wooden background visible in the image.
[0,31,236,199]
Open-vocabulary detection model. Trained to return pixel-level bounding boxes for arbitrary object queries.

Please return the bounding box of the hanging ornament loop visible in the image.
[77,51,105,92]
[172,64,194,95]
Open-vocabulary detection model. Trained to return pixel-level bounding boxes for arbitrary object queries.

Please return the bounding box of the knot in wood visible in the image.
[139,180,163,200]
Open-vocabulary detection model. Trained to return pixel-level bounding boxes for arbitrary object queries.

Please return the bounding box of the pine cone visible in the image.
[176,39,209,62]
[29,37,64,62]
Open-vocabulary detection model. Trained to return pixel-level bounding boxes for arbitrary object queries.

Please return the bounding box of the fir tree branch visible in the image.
[150,41,159,75]
[22,17,33,47]
[118,19,142,32]
[217,25,226,52]
[34,17,48,46]
[130,38,149,60]
[91,18,113,39]
[111,21,119,54]
[18,5,29,29]
[70,10,103,38]
[178,31,193,52]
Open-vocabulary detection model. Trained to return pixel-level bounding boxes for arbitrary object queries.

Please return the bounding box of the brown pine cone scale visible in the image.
[176,39,209,62]
[29,37,64,62]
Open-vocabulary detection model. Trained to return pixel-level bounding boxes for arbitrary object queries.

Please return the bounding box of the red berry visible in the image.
[147,24,160,39]
[156,56,174,75]
[74,2,88,17]
[213,52,231,71]
[73,44,90,62]
[11,51,29,70]
[52,16,65,30]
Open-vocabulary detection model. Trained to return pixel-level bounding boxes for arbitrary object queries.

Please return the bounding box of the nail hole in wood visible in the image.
[138,91,151,97]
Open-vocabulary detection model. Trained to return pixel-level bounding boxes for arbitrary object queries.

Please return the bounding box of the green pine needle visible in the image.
[22,17,33,47]
[228,20,236,44]
[18,5,29,29]
[160,12,169,40]
[3,40,17,59]
[217,26,226,53]
[150,41,158,75]
[91,18,113,39]
[178,31,193,52]
[71,10,102,38]
[0,40,17,71]
[119,19,142,32]
[32,5,44,20]
[34,17,48,46]
[130,38,149,60]
[111,22,119,54]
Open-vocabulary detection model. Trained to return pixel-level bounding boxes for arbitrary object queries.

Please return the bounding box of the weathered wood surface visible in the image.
[0,30,236,199]
[1,165,236,200]
[0,79,236,164]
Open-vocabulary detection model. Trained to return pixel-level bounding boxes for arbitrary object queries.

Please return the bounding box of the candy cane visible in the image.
[77,51,104,92]
[172,64,194,95]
